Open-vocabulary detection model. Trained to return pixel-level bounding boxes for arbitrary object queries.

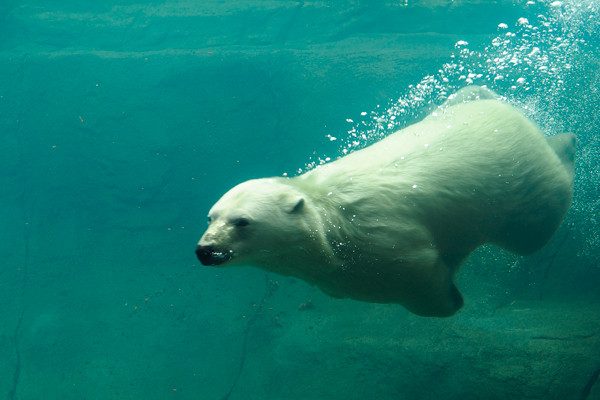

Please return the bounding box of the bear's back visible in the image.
[302,96,574,258]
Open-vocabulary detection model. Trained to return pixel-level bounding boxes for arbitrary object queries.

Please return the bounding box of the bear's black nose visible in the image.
[195,245,215,265]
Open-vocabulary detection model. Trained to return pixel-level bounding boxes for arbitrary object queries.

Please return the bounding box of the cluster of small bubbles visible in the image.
[297,153,333,173]
[324,0,598,161]
[335,74,452,158]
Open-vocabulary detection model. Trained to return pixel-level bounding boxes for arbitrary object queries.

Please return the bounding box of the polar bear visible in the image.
[196,86,576,317]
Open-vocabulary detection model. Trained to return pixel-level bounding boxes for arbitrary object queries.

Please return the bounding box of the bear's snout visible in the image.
[196,245,215,265]
[195,245,232,266]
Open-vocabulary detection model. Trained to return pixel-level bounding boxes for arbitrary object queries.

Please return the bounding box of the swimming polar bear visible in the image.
[196,86,576,317]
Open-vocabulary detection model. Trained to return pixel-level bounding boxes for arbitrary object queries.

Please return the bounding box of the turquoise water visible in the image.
[1,1,599,399]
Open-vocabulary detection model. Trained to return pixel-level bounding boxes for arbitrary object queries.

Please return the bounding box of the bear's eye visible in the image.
[207,216,212,225]
[233,218,250,227]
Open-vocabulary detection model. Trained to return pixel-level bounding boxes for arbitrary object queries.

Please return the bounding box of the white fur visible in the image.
[197,87,575,317]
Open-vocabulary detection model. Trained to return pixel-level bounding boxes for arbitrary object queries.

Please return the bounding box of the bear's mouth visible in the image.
[195,245,233,266]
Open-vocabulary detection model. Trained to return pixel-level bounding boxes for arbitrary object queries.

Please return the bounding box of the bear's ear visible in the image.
[288,197,305,214]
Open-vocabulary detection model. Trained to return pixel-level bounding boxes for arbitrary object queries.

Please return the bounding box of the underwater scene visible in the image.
[1,0,599,399]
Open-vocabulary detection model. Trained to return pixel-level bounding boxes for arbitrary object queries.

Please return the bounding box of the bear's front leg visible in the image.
[400,256,464,317]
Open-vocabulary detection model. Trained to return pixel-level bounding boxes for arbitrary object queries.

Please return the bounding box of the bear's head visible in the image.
[195,178,309,268]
